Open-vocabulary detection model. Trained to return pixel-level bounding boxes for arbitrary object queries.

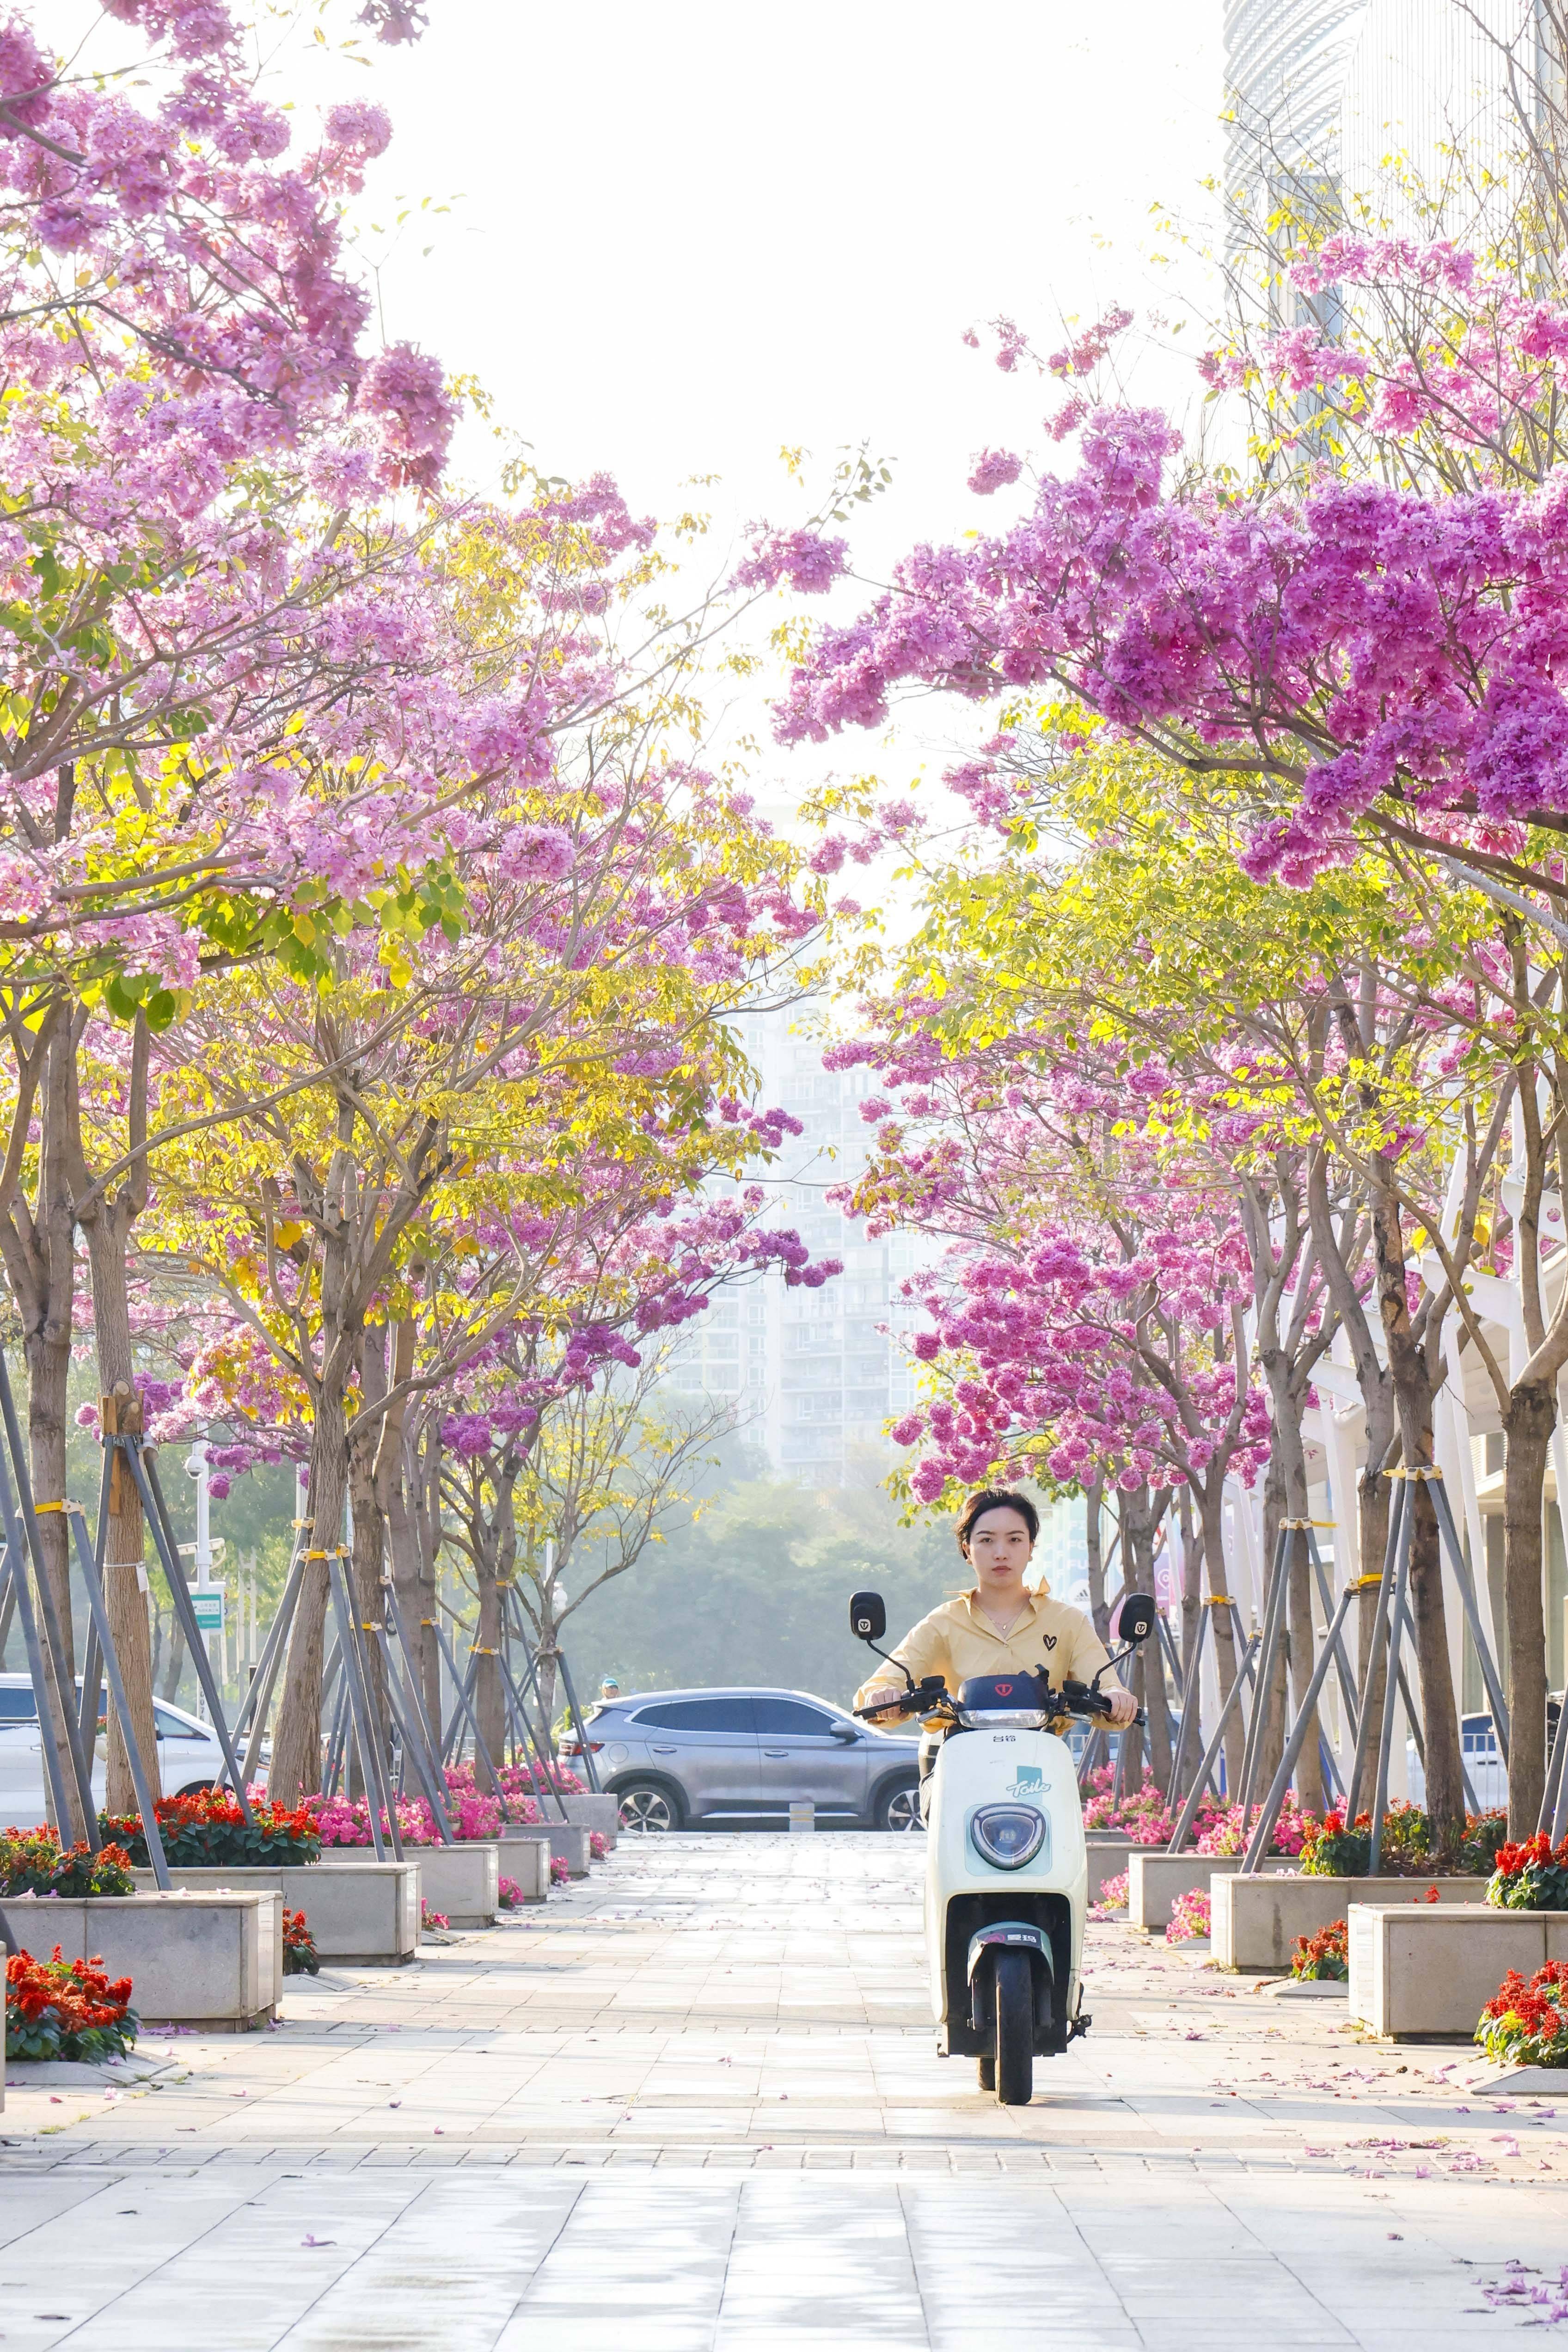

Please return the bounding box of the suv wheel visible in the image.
[876,1778,923,1832]
[617,1780,683,1833]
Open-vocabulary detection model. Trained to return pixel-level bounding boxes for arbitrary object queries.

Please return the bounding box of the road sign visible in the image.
[189,1586,225,1636]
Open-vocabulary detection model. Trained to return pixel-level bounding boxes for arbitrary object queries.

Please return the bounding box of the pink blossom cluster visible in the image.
[1194,1794,1317,1859]
[1165,1887,1211,1944]
[1081,1768,1222,1845]
[823,1029,1274,1506]
[311,1789,503,1846]
[774,252,1568,883]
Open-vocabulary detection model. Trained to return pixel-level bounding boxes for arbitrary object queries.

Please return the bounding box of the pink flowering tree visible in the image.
[831,1038,1271,1788]
[776,248,1568,1824]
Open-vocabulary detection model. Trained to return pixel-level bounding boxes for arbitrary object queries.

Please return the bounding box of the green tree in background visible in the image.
[563,1438,968,1708]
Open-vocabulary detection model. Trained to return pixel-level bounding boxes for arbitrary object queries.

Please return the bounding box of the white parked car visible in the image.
[1404,1712,1512,1814]
[0,1670,227,1830]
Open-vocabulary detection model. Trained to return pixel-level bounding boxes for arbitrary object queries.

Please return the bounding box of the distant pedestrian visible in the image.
[599,1674,620,1703]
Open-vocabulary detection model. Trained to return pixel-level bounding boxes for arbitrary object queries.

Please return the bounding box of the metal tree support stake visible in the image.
[1367,1474,1421,1875]
[556,1648,601,1796]
[430,1611,508,1800]
[1537,1691,1568,1842]
[1166,1630,1262,1854]
[1424,1470,1511,1757]
[1235,1522,1294,1825]
[1242,1581,1360,1873]
[323,1551,394,1861]
[1343,1477,1409,1824]
[1164,1604,1213,1810]
[0,1353,99,1841]
[130,1443,256,1825]
[62,1501,171,1887]
[237,1550,306,1788]
[76,1447,114,1755]
[496,1586,572,1820]
[0,1540,75,1839]
[376,1572,454,1844]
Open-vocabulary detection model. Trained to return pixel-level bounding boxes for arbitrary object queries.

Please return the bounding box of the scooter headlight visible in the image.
[969,1802,1047,1870]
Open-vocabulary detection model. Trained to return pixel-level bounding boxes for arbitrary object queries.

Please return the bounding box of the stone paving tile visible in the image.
[1,1833,1567,2342]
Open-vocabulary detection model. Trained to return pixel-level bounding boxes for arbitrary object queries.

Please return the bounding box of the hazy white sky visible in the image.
[300,0,1226,567]
[48,0,1229,806]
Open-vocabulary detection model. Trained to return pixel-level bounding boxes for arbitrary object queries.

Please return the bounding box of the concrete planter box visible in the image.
[1348,1904,1568,2039]
[496,1823,589,1878]
[1212,1871,1489,1974]
[322,1842,500,1928]
[410,1840,498,1926]
[1084,1833,1136,1906]
[130,1862,419,1968]
[0,1890,279,2029]
[1129,1850,1245,1933]
[495,1837,549,1904]
[557,1793,618,1850]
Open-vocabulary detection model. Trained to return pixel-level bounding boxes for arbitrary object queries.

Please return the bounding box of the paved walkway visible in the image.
[1,1833,1566,2345]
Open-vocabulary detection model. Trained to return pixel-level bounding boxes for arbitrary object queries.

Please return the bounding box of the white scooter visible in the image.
[849,1588,1156,2105]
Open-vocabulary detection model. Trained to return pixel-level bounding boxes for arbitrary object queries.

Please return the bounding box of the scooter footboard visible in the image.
[940,1891,1074,2058]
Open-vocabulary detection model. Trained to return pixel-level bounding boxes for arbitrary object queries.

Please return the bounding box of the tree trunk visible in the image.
[1257,1303,1326,1814]
[1256,1447,1290,1799]
[1084,1482,1108,1642]
[346,1439,388,1801]
[1502,1379,1553,1834]
[472,1524,505,1790]
[14,1029,84,1835]
[346,1329,389,1798]
[1172,1490,1205,1797]
[415,1423,444,1739]
[386,1431,435,1748]
[1119,1487,1171,1793]
[1355,1466,1391,1810]
[70,1011,160,1817]
[1121,1644,1146,1790]
[1198,1481,1245,1788]
[96,1382,161,1815]
[270,1389,349,1807]
[157,1595,187,1701]
[1371,1164,1464,1841]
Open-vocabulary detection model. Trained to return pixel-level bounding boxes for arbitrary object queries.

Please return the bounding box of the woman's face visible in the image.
[964,1506,1035,1583]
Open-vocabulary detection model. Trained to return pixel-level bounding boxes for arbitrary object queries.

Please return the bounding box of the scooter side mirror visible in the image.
[850,1590,887,1643]
[1115,1594,1158,1645]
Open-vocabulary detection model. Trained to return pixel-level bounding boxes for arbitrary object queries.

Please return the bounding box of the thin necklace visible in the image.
[978,1594,1028,1637]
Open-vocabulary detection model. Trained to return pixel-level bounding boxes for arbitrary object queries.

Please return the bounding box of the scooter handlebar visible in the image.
[853,1675,948,1722]
[855,1674,1145,1728]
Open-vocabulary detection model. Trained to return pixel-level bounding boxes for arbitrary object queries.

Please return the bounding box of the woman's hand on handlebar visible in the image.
[1103,1686,1139,1729]
[855,1684,911,1721]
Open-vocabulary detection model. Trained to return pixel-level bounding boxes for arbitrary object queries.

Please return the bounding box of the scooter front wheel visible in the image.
[992,1948,1034,2105]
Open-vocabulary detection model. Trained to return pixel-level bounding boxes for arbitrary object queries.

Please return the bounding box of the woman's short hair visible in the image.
[956,1488,1040,1551]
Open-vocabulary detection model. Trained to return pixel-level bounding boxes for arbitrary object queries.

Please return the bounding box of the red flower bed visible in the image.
[1488,1832,1568,1912]
[5,1945,139,2062]
[0,1829,135,1897]
[101,1790,321,1868]
[1290,1919,1348,1980]
[1476,1960,1568,2067]
[282,1908,320,1977]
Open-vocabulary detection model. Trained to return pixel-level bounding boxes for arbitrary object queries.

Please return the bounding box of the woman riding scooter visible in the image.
[855,1489,1139,1770]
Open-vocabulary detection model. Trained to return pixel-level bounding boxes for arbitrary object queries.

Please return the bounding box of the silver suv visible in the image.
[561,1685,922,1832]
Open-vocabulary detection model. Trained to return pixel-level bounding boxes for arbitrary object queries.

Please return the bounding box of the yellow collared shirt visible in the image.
[854,1589,1121,1723]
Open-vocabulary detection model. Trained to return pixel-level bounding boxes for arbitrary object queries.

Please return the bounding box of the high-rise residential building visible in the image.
[1225,0,1536,238]
[664,1004,932,1487]
[1031,1494,1090,1610]
[1224,0,1367,215]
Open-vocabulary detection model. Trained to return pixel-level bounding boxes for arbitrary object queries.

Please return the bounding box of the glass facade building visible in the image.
[664,1006,931,1486]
